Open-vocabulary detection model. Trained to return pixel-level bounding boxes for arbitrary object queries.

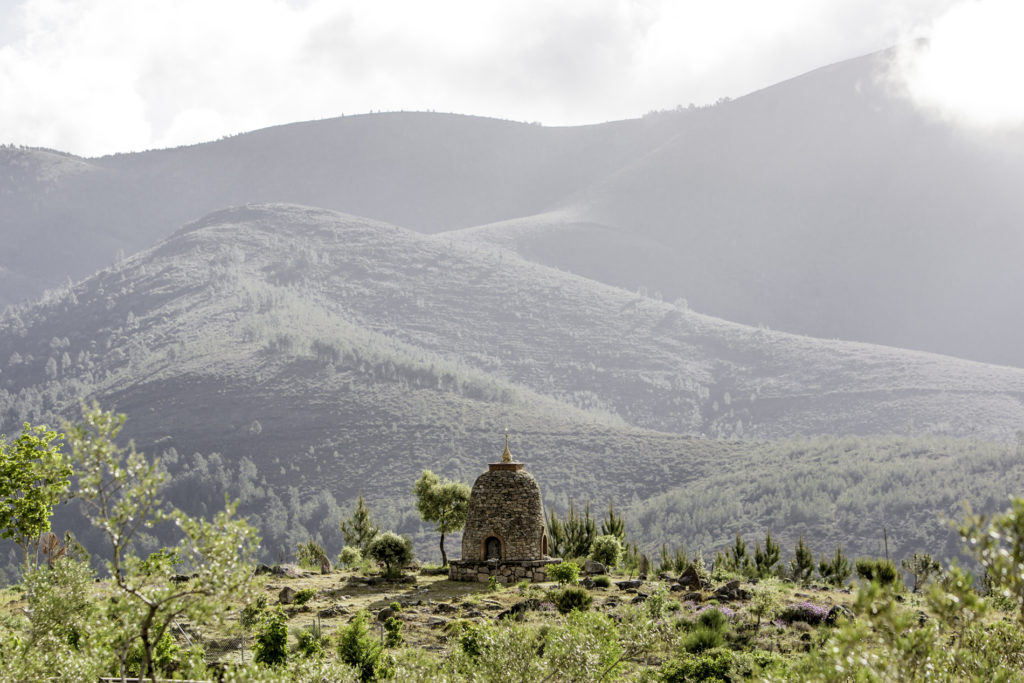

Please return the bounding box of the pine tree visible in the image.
[754,532,781,578]
[600,501,626,542]
[340,493,379,554]
[790,535,815,585]
[818,545,854,586]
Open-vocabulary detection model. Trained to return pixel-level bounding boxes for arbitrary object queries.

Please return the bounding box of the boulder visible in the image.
[377,607,396,622]
[278,587,296,605]
[615,579,644,590]
[677,565,711,591]
[825,605,856,626]
[320,557,333,574]
[584,559,607,575]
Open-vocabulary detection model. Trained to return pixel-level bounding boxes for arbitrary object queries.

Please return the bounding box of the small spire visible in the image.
[502,428,512,463]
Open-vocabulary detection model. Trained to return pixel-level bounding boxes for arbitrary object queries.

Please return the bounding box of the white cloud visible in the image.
[0,0,965,156]
[892,0,1024,130]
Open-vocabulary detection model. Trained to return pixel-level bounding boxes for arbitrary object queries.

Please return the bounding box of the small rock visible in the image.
[669,583,684,592]
[683,592,703,602]
[278,587,296,605]
[427,616,449,627]
[615,579,644,590]
[496,599,540,621]
[318,605,348,618]
[433,602,458,614]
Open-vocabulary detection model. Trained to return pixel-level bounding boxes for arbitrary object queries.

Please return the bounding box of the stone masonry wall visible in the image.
[449,559,559,583]
[461,466,547,561]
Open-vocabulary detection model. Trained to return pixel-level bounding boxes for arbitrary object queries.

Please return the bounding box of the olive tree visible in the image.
[66,404,260,682]
[366,531,414,578]
[413,469,470,566]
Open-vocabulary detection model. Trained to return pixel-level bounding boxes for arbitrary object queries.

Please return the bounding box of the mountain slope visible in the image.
[0,113,681,308]
[450,50,1024,367]
[1,203,1023,570]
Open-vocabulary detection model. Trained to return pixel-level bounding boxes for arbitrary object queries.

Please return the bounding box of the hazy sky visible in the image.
[0,0,1020,157]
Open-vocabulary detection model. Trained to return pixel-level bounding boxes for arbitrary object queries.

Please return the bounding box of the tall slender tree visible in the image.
[413,469,470,567]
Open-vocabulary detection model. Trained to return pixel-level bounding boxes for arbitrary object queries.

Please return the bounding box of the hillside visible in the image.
[1,204,1023,574]
[0,112,680,308]
[450,50,1024,367]
[3,50,1023,368]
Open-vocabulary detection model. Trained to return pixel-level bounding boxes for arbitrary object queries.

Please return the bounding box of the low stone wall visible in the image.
[449,558,561,583]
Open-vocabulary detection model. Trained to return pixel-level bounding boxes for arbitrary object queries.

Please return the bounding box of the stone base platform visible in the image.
[449,558,562,583]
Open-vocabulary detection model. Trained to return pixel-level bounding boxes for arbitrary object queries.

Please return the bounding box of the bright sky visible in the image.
[0,0,1021,157]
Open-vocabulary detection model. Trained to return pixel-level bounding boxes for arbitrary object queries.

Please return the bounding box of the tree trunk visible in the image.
[440,531,448,567]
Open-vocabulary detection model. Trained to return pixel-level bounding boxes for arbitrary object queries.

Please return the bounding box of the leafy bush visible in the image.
[697,607,730,632]
[338,546,362,569]
[553,586,593,614]
[547,561,580,585]
[458,623,484,659]
[388,601,401,612]
[660,647,734,682]
[366,532,414,578]
[682,626,726,654]
[593,574,611,588]
[253,608,289,667]
[901,552,941,593]
[337,611,384,682]
[383,616,403,648]
[487,575,500,592]
[296,540,328,570]
[295,624,325,658]
[126,631,180,678]
[241,593,268,629]
[589,534,623,568]
[855,558,901,587]
[293,588,315,605]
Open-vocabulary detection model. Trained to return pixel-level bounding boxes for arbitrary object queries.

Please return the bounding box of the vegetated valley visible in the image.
[1,48,1024,681]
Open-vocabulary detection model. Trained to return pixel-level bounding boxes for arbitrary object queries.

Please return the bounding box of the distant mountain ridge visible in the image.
[2,48,1023,366]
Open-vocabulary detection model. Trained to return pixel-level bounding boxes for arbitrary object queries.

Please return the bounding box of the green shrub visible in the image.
[458,623,484,659]
[337,611,383,682]
[590,534,623,568]
[366,532,414,578]
[253,608,289,667]
[294,588,315,605]
[295,624,325,658]
[338,546,362,569]
[553,586,593,614]
[296,540,328,570]
[855,558,901,587]
[487,575,500,592]
[682,626,726,654]
[125,631,180,677]
[388,601,402,612]
[593,575,611,588]
[241,593,268,629]
[547,561,580,585]
[697,607,729,632]
[660,647,734,681]
[383,616,403,648]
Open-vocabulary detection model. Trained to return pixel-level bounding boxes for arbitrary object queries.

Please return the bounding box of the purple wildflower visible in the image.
[780,601,830,624]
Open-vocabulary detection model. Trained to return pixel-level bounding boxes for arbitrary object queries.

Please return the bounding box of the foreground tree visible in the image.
[412,469,470,566]
[66,404,259,682]
[0,423,72,570]
[366,531,414,578]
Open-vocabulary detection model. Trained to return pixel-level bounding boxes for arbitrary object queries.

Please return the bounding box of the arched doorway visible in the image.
[484,536,502,560]
[541,533,548,556]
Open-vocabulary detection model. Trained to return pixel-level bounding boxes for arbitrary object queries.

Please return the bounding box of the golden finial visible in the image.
[502,428,512,463]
